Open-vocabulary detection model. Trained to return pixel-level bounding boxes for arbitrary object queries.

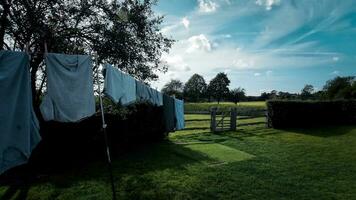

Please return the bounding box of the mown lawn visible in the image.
[1,114,356,199]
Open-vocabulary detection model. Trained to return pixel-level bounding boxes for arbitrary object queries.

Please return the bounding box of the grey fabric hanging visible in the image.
[40,53,95,122]
[104,64,136,105]
[174,98,185,130]
[0,51,41,174]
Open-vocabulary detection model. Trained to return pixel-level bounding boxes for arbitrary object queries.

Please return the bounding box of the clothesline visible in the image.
[1,50,184,200]
[0,50,185,173]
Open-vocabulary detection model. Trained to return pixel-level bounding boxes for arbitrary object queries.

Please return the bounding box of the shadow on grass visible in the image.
[0,182,30,200]
[185,119,210,122]
[238,122,266,127]
[279,125,356,137]
[0,140,215,200]
[183,127,210,131]
[173,126,279,143]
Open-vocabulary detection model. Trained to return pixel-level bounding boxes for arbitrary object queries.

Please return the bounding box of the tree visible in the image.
[277,91,296,100]
[301,84,314,100]
[207,72,230,104]
[230,87,246,104]
[161,79,183,99]
[323,76,355,99]
[183,74,207,102]
[0,0,173,109]
[260,90,278,100]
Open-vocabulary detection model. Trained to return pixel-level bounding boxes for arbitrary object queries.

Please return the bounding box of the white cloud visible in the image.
[255,0,281,10]
[181,17,190,29]
[186,34,212,53]
[232,59,255,69]
[266,70,273,76]
[254,72,261,76]
[330,70,340,75]
[161,54,191,72]
[223,34,232,38]
[332,56,339,62]
[198,0,218,13]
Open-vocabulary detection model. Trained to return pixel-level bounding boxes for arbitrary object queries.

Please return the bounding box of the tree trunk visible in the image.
[30,54,44,119]
[0,0,10,49]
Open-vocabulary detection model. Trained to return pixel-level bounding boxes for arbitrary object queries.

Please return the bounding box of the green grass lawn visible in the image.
[1,114,356,199]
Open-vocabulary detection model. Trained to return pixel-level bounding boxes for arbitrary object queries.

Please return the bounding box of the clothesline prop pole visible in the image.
[95,56,117,200]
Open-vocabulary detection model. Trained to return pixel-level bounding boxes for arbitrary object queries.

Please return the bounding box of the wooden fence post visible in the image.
[230,108,237,131]
[210,107,217,133]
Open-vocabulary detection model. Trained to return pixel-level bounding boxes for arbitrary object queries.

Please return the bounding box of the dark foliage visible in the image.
[207,72,230,103]
[267,100,356,128]
[0,0,173,107]
[23,100,168,175]
[183,74,207,102]
[161,79,184,99]
[229,87,246,104]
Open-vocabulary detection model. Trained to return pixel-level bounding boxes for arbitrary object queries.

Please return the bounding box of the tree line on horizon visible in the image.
[161,73,356,103]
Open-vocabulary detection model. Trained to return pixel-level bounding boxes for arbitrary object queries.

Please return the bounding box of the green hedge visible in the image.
[267,100,356,128]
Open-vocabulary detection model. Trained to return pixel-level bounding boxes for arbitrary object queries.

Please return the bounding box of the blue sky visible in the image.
[151,0,356,96]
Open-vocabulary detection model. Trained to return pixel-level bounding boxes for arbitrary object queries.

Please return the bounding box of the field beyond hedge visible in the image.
[1,112,356,199]
[185,101,266,116]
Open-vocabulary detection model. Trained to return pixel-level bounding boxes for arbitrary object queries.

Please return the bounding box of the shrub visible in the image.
[267,100,356,128]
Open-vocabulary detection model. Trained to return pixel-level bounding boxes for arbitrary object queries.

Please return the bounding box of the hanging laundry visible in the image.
[40,53,95,122]
[148,87,163,106]
[104,64,136,105]
[152,88,163,106]
[0,51,41,175]
[163,94,176,132]
[174,98,185,130]
[136,80,151,102]
[136,81,163,106]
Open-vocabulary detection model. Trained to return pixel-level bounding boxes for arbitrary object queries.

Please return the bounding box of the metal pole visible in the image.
[95,57,117,200]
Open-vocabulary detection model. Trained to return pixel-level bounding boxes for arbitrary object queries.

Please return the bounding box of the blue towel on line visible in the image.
[104,64,136,105]
[163,94,175,132]
[40,53,95,122]
[174,98,185,130]
[0,51,41,174]
[136,81,163,106]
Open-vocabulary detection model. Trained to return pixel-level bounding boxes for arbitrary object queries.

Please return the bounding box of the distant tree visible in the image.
[161,79,184,99]
[278,91,294,100]
[314,90,326,100]
[230,87,246,104]
[260,90,278,100]
[183,74,207,102]
[323,76,355,99]
[260,92,269,101]
[207,73,230,104]
[301,84,314,100]
[270,90,278,99]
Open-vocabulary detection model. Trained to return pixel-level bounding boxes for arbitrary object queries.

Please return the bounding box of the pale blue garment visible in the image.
[136,80,151,102]
[174,98,185,130]
[104,64,136,105]
[163,94,175,132]
[136,81,163,106]
[0,51,41,174]
[40,53,95,122]
[149,87,163,106]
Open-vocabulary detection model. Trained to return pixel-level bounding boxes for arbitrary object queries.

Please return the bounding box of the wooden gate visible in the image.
[210,107,237,133]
